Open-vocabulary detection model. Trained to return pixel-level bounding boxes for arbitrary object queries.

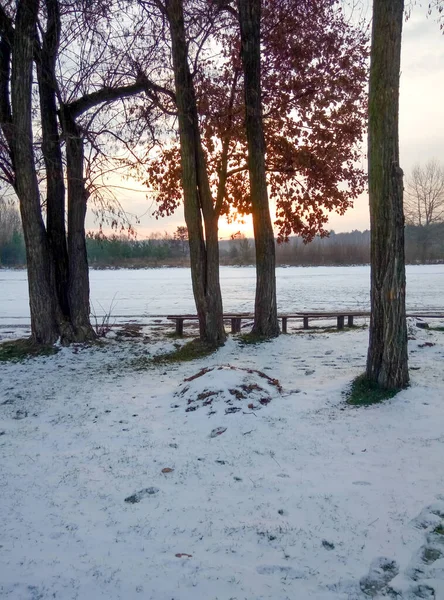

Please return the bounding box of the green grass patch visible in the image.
[238,332,275,345]
[0,338,59,362]
[428,326,444,332]
[131,339,218,370]
[346,374,399,406]
[153,339,217,364]
[434,524,444,535]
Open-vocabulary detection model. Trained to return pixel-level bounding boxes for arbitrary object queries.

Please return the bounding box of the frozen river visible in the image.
[1,265,443,324]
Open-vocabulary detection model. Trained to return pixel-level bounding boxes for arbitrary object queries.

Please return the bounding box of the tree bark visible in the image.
[37,0,70,320]
[11,0,62,344]
[366,0,409,389]
[237,0,279,338]
[62,107,95,341]
[165,0,225,347]
[0,37,14,175]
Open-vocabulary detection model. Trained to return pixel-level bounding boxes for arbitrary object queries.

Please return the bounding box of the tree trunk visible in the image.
[165,0,225,347]
[62,108,95,341]
[0,37,14,172]
[366,0,409,389]
[37,0,70,320]
[11,0,60,344]
[237,0,279,338]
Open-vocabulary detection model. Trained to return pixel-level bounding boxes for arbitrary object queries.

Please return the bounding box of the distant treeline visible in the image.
[1,224,444,268]
[0,231,26,266]
[0,201,25,266]
[223,224,444,266]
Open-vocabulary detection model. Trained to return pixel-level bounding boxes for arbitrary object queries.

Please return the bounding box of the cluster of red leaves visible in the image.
[147,0,368,241]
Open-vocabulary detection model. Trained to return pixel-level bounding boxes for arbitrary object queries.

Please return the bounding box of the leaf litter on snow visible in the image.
[173,364,283,415]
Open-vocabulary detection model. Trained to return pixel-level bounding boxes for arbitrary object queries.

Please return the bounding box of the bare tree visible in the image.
[173,225,188,257]
[1,0,166,343]
[404,160,444,227]
[404,160,444,262]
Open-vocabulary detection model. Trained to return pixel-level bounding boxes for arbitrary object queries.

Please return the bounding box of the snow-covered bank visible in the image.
[1,323,444,599]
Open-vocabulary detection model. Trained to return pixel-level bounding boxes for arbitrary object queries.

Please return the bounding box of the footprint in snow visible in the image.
[256,564,305,579]
[125,487,159,503]
[209,427,227,438]
[359,500,444,598]
[359,556,399,596]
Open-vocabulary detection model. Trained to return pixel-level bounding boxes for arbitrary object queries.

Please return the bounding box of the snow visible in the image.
[1,320,444,599]
[1,264,444,324]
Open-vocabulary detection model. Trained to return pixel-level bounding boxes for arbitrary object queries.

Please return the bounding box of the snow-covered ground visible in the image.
[1,320,444,599]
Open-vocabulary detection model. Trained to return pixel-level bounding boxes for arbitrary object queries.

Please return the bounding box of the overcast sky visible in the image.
[87,5,444,239]
[329,6,444,233]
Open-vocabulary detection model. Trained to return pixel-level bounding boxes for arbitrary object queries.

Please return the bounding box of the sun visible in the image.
[218,215,254,240]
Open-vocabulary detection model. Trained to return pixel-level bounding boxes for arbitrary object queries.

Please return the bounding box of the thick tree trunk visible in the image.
[11,0,60,344]
[37,0,70,320]
[366,0,409,389]
[237,0,279,338]
[0,37,14,170]
[62,109,95,341]
[166,0,225,347]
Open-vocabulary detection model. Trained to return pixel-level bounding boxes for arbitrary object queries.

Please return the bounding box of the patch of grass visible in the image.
[165,331,195,339]
[238,332,275,345]
[306,326,340,334]
[239,325,367,341]
[428,326,444,332]
[346,373,400,406]
[434,524,444,535]
[153,339,217,364]
[131,339,218,370]
[0,338,59,362]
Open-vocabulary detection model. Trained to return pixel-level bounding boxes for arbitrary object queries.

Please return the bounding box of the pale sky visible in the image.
[86,6,444,239]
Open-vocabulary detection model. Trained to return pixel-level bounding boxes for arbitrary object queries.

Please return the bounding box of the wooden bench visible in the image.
[167,314,254,336]
[280,311,370,332]
[167,311,370,336]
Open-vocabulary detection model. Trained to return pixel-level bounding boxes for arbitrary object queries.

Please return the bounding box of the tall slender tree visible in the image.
[10,0,64,344]
[366,0,409,389]
[162,0,226,347]
[237,0,278,337]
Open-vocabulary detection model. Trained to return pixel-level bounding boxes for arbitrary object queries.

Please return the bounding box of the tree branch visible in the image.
[0,6,14,45]
[67,81,146,118]
[66,76,176,119]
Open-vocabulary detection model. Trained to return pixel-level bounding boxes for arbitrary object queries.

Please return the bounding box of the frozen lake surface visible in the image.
[1,264,443,322]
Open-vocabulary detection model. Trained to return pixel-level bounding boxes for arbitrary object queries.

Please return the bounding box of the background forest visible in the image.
[1,206,444,268]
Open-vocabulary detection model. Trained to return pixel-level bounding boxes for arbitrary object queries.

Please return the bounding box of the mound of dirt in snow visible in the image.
[174,365,282,415]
